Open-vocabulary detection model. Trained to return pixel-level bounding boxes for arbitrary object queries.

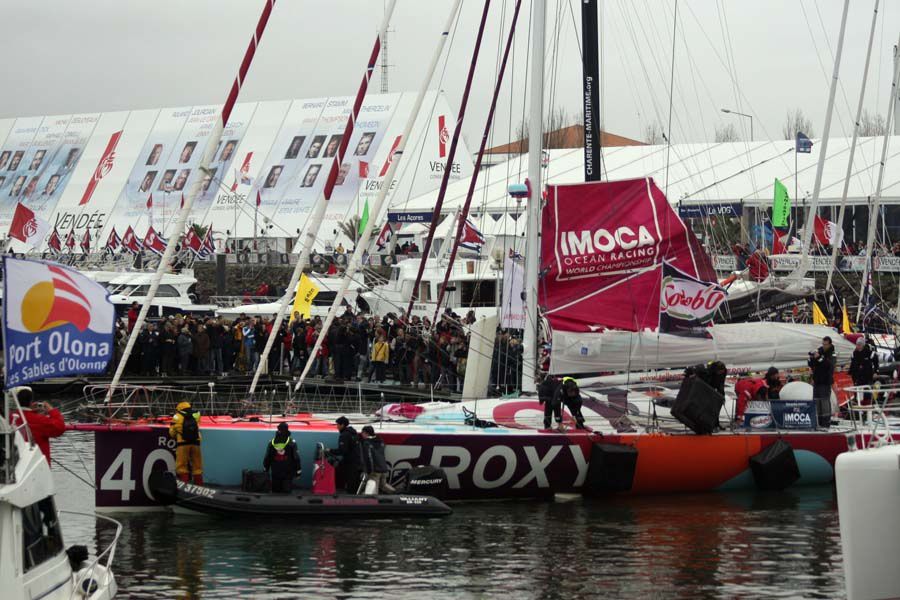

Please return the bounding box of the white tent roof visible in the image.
[399,135,900,213]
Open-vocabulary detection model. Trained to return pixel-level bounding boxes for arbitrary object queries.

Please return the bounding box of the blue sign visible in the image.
[388,211,433,223]
[677,203,742,219]
[3,257,115,388]
[770,400,817,430]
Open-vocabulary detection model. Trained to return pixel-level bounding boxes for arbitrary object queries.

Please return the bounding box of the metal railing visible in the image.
[841,383,900,449]
[61,510,122,599]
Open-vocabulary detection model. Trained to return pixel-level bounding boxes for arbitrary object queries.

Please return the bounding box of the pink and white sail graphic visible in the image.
[539,178,716,333]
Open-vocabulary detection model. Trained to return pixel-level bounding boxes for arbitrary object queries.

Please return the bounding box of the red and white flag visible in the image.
[183,227,203,255]
[813,215,841,247]
[375,222,394,251]
[121,226,142,254]
[143,226,168,256]
[200,228,215,258]
[459,219,486,252]
[146,194,153,210]
[105,227,121,253]
[256,190,262,207]
[8,202,50,249]
[65,229,76,250]
[47,228,62,254]
[80,229,92,252]
[358,161,369,178]
[379,136,402,177]
[80,130,122,206]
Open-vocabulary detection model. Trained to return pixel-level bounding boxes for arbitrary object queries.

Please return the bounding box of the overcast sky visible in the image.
[2,0,898,150]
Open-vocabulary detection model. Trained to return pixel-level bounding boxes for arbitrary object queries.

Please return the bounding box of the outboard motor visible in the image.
[399,466,449,499]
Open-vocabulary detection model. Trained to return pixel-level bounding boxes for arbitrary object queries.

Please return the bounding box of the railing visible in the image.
[78,379,446,423]
[62,510,122,599]
[842,383,900,449]
[209,295,282,308]
[2,391,35,485]
[713,253,900,273]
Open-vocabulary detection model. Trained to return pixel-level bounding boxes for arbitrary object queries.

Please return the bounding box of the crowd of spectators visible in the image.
[115,302,524,394]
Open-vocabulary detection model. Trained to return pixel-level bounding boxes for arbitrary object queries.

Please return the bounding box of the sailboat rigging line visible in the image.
[827,0,880,293]
[405,0,494,319]
[662,3,681,154]
[857,31,900,321]
[683,148,793,199]
[107,0,277,402]
[796,0,849,280]
[295,0,467,391]
[433,0,523,322]
[250,0,398,395]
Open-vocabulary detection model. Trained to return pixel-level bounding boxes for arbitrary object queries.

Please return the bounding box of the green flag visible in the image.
[358,199,370,236]
[772,178,790,228]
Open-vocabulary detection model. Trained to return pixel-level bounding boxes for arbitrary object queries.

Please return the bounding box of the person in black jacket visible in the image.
[537,373,562,429]
[808,336,835,427]
[359,425,395,493]
[333,416,362,493]
[263,422,301,493]
[555,377,586,429]
[849,337,878,403]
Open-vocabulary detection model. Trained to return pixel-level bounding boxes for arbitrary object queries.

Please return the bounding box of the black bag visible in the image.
[180,410,200,444]
[462,406,498,428]
[241,469,270,493]
[749,439,800,491]
[672,376,723,435]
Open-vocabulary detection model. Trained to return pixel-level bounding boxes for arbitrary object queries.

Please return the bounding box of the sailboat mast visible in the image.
[857,33,900,321]
[295,0,465,390]
[826,0,879,293]
[795,0,849,280]
[521,0,546,395]
[107,0,277,401]
[249,0,398,395]
[432,0,524,323]
[404,0,494,319]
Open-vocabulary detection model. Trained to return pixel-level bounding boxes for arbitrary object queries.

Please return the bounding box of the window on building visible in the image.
[460,280,496,307]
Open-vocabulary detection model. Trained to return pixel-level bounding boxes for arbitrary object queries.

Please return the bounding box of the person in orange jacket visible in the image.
[8,387,65,464]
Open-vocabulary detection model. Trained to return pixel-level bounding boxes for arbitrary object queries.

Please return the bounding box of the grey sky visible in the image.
[1,0,898,150]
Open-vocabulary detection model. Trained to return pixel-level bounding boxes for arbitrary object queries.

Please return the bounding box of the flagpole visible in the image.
[827,0,879,293]
[107,0,277,402]
[294,0,464,392]
[796,0,849,281]
[858,32,900,321]
[249,0,399,395]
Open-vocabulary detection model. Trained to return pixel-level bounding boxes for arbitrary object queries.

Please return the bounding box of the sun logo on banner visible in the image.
[23,218,38,238]
[21,265,92,333]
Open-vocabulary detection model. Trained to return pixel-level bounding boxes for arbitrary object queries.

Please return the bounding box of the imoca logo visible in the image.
[22,265,92,333]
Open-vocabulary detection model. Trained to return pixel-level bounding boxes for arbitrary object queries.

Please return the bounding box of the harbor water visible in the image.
[55,432,846,599]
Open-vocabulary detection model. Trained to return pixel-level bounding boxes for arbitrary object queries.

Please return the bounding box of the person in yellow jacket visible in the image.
[370,333,390,383]
[168,401,204,484]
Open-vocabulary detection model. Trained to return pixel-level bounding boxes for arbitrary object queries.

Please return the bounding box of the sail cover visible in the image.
[540,178,716,332]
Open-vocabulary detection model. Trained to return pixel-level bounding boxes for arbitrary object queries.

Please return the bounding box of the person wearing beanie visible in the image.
[263,422,301,493]
[333,416,362,493]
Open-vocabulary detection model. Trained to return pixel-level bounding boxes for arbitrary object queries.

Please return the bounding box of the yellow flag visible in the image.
[290,274,319,322]
[812,302,828,325]
[842,301,852,333]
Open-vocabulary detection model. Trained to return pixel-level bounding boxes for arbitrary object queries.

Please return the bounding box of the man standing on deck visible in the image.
[333,416,362,493]
[9,387,65,464]
[537,373,562,430]
[808,337,835,428]
[168,401,203,484]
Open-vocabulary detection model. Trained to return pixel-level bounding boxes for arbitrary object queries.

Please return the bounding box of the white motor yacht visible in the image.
[0,394,121,599]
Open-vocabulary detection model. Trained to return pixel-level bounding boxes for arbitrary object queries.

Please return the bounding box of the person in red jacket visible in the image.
[734,377,769,422]
[8,387,65,464]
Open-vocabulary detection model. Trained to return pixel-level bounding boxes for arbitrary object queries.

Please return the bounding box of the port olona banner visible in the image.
[658,261,727,337]
[540,178,717,332]
[3,257,114,387]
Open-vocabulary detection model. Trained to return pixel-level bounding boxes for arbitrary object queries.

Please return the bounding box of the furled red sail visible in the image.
[539,178,716,333]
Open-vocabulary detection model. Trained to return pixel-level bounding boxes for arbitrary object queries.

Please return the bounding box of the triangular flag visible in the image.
[812,302,828,326]
[180,193,185,209]
[772,179,790,228]
[256,190,262,207]
[358,199,369,236]
[146,193,153,210]
[358,161,369,178]
[842,301,852,334]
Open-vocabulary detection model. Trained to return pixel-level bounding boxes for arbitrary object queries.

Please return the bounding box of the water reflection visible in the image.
[52,432,844,599]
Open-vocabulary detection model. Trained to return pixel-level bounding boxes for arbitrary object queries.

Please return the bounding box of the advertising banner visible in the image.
[658,261,727,337]
[500,252,525,329]
[3,257,114,387]
[677,202,742,219]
